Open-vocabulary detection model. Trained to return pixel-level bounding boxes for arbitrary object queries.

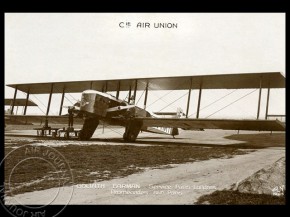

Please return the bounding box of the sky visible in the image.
[4,13,285,119]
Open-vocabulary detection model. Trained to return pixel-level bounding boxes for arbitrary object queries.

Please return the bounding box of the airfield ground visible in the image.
[4,126,285,204]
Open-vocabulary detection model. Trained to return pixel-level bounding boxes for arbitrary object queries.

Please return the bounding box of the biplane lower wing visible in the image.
[5,72,285,141]
[137,118,285,131]
[5,115,84,125]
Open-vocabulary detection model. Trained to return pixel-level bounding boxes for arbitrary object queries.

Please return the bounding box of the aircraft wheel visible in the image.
[79,118,99,140]
[123,132,128,141]
[123,120,142,142]
[64,132,69,139]
[128,133,137,142]
[52,132,56,138]
[123,131,137,142]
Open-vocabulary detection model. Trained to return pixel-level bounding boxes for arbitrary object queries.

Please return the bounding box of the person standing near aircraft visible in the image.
[129,95,135,105]
[68,106,74,128]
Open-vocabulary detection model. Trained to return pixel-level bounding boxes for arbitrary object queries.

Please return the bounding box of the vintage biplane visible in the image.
[5,72,285,142]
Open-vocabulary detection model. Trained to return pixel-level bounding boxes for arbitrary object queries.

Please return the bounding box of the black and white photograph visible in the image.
[3,13,285,211]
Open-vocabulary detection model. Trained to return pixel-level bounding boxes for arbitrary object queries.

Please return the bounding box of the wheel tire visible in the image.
[64,132,69,139]
[123,120,142,142]
[128,133,137,142]
[79,118,99,140]
[123,132,128,141]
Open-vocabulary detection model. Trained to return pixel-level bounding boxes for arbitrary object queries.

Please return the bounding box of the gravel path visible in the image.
[5,146,284,205]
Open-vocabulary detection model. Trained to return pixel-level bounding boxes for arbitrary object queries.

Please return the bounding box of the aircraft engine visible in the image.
[80,90,109,117]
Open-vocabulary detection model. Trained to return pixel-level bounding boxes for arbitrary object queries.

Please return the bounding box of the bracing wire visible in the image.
[68,92,78,102]
[188,89,238,117]
[146,80,189,109]
[31,94,47,108]
[94,122,124,137]
[104,126,123,136]
[30,95,47,115]
[146,89,176,109]
[205,89,258,118]
[124,92,129,102]
[147,92,183,112]
[17,91,46,115]
[53,86,75,105]
[158,92,188,112]
[136,89,145,105]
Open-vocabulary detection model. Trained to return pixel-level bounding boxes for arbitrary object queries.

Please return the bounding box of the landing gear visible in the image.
[123,120,142,142]
[79,117,99,140]
[171,127,179,138]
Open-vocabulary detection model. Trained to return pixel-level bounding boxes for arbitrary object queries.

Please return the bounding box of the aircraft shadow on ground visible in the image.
[80,133,285,149]
[91,134,285,149]
[5,133,285,150]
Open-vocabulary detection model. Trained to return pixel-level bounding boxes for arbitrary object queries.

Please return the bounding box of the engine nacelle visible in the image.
[80,90,110,117]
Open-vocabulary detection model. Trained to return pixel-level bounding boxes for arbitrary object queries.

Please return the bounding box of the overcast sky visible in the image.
[4,13,285,118]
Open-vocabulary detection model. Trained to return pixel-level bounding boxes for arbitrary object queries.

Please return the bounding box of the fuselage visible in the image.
[79,90,178,136]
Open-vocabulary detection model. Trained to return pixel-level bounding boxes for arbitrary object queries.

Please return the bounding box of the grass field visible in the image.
[225,133,285,149]
[4,131,285,203]
[4,138,250,196]
[194,190,285,205]
[193,133,286,205]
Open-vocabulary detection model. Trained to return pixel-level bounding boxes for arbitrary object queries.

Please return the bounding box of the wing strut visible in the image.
[144,81,149,109]
[11,86,18,114]
[256,77,262,119]
[116,81,120,99]
[59,87,65,115]
[133,80,138,102]
[265,87,271,119]
[196,84,203,119]
[186,78,193,118]
[46,84,54,115]
[23,89,30,115]
[102,81,107,92]
[128,85,132,103]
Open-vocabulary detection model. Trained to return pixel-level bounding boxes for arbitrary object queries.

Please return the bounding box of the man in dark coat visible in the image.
[68,106,74,127]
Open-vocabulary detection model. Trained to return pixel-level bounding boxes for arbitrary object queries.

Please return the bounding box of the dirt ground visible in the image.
[4,128,285,205]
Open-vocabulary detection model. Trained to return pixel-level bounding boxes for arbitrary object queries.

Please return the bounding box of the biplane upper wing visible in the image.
[6,72,285,94]
[5,72,285,133]
[137,118,285,131]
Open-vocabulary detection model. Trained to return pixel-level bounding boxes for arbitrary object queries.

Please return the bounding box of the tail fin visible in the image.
[176,107,185,118]
[149,107,184,137]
